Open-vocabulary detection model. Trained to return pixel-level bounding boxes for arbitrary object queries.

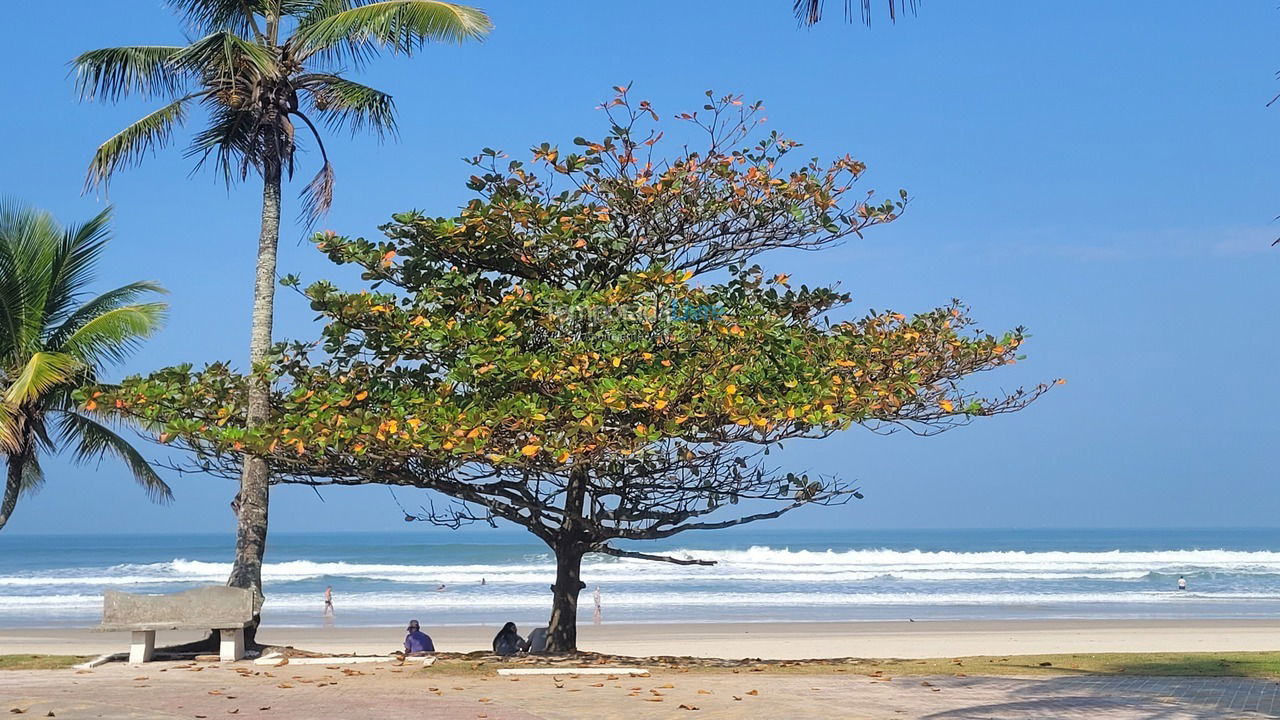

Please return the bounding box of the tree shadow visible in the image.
[919,675,1280,720]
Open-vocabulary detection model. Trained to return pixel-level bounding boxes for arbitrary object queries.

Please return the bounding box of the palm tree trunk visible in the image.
[0,457,23,531]
[227,161,282,640]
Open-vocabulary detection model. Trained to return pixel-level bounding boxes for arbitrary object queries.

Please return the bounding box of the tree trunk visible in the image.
[546,542,586,652]
[546,466,589,652]
[0,457,23,531]
[227,163,282,643]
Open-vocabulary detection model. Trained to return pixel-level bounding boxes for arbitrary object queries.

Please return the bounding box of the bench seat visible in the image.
[96,586,259,663]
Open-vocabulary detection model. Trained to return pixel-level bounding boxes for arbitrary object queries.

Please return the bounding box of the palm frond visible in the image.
[291,110,336,225]
[71,46,190,102]
[86,97,195,190]
[59,411,172,503]
[47,281,166,350]
[186,102,263,185]
[172,30,278,81]
[291,1,491,64]
[0,201,61,357]
[17,453,44,497]
[0,403,16,454]
[4,352,81,407]
[165,0,270,38]
[59,303,168,367]
[297,73,397,138]
[41,207,113,330]
[794,0,918,26]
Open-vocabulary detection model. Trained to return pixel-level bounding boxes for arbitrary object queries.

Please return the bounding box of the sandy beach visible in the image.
[3,618,1279,660]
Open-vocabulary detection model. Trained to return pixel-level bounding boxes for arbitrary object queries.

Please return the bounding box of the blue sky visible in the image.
[1,0,1276,535]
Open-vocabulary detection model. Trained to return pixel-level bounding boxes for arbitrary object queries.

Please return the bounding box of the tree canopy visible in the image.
[95,90,1051,649]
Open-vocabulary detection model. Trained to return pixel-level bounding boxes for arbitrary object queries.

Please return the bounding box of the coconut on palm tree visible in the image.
[72,0,492,606]
[0,201,169,531]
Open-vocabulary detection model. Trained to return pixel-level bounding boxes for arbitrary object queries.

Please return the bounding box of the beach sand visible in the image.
[5,621,1280,718]
[3,618,1279,659]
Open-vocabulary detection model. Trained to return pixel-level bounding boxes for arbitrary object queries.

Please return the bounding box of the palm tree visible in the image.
[73,1,492,606]
[0,201,169,531]
[794,0,918,26]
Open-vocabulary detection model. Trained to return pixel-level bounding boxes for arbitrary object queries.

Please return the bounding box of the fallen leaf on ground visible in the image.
[746,690,759,696]
[697,689,711,694]
[644,698,663,702]
[678,705,699,711]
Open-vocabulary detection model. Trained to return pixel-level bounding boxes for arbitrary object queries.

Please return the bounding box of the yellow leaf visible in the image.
[725,384,737,395]
[355,391,368,401]
[939,400,953,412]
[611,357,621,367]
[520,444,541,457]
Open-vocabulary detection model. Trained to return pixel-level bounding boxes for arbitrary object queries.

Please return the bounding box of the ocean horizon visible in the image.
[2,527,1278,629]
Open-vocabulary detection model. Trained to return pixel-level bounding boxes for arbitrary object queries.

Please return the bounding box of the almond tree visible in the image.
[99,91,1052,651]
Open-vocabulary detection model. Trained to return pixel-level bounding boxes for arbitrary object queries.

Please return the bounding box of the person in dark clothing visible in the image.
[492,621,526,656]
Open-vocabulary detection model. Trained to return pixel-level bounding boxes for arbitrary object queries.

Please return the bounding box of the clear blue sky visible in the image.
[2,1,1276,535]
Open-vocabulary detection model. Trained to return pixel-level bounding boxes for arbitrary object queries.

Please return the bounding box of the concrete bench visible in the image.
[96,586,258,663]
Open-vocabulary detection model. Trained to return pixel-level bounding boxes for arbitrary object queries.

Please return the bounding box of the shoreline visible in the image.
[4,618,1279,660]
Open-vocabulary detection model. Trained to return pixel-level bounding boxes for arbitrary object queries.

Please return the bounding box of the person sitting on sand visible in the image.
[404,619,435,655]
[492,622,525,656]
[525,625,549,654]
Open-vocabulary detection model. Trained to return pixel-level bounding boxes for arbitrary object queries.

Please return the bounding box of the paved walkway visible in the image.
[2,662,1279,719]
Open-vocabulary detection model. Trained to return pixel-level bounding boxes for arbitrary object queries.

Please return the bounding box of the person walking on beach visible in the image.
[1178,575,1187,591]
[323,586,334,615]
[592,585,602,625]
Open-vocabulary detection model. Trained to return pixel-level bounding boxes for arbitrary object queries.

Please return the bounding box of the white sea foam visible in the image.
[5,589,1280,618]
[2,548,1278,588]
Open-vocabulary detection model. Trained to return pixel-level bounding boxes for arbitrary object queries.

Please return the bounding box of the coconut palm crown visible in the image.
[75,0,493,224]
[0,201,169,531]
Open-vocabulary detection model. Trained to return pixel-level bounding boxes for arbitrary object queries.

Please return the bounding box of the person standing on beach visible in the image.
[1178,576,1187,591]
[592,585,602,625]
[324,586,334,615]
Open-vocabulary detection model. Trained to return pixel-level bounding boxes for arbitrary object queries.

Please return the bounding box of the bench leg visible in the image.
[219,628,245,662]
[129,630,155,664]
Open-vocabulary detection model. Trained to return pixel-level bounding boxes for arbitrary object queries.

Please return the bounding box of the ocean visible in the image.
[2,528,1278,628]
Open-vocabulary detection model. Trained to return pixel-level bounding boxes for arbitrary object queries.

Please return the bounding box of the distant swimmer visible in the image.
[481,578,486,586]
[1178,575,1187,591]
[435,584,447,592]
